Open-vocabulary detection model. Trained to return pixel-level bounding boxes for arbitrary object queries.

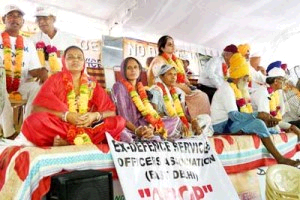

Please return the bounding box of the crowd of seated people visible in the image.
[1,4,300,169]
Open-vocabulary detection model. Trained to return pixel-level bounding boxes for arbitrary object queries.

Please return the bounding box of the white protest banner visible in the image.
[106,133,239,200]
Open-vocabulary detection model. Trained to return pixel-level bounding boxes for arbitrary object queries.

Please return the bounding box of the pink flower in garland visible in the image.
[270,111,277,117]
[36,41,45,49]
[236,98,246,107]
[46,45,57,54]
[267,87,273,94]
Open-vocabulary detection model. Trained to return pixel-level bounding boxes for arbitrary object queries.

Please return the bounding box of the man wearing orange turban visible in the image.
[211,53,300,167]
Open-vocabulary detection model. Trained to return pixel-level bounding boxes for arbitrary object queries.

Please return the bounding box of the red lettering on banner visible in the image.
[138,188,151,198]
[192,186,204,199]
[137,184,213,199]
[207,184,213,192]
[179,185,189,198]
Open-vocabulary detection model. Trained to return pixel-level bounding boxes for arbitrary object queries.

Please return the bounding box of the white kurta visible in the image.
[210,82,238,125]
[0,34,41,137]
[251,85,290,129]
[198,56,226,88]
[31,30,77,67]
[249,66,266,93]
[31,30,77,53]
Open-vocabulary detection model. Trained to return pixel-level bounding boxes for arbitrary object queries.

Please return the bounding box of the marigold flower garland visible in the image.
[161,53,186,83]
[36,41,45,67]
[47,45,60,73]
[267,87,281,119]
[2,32,23,94]
[229,82,253,113]
[156,82,190,130]
[120,79,167,139]
[35,42,60,74]
[63,72,96,144]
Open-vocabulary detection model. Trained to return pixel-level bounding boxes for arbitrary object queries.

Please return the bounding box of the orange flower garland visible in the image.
[222,63,228,78]
[63,72,96,144]
[230,82,253,113]
[35,42,60,74]
[156,82,189,129]
[120,79,167,139]
[2,32,24,93]
[161,53,186,83]
[267,87,282,119]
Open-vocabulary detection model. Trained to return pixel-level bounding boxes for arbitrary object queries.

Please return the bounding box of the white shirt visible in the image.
[251,85,286,114]
[198,56,226,88]
[150,85,185,115]
[0,34,41,83]
[252,85,289,129]
[249,66,266,93]
[31,30,77,70]
[31,30,77,54]
[251,85,270,113]
[211,82,238,124]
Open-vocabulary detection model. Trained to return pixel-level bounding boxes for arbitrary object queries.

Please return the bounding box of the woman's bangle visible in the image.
[134,126,142,135]
[61,111,69,122]
[96,112,103,121]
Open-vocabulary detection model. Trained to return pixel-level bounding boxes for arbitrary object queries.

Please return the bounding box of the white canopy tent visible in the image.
[2,0,300,67]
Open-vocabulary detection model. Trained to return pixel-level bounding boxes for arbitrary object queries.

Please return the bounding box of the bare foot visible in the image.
[53,135,68,146]
[278,157,300,168]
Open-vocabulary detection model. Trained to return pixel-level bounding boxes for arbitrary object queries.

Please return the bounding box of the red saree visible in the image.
[22,72,125,146]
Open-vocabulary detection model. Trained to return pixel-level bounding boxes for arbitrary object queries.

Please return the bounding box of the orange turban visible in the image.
[229,53,249,79]
[238,44,251,56]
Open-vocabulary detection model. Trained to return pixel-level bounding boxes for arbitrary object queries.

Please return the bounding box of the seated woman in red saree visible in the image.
[21,46,126,146]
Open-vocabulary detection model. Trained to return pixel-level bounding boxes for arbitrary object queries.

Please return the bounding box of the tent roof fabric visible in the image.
[2,0,300,64]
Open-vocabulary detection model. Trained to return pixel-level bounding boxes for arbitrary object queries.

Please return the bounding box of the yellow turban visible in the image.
[238,44,251,56]
[229,53,249,79]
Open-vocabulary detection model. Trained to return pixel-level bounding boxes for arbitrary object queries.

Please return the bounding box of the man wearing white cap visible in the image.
[0,4,46,138]
[31,6,76,64]
[251,61,300,137]
[249,53,266,92]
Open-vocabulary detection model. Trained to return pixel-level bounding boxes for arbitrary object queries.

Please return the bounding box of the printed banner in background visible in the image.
[123,38,157,69]
[106,134,239,200]
[123,37,206,75]
[77,39,102,68]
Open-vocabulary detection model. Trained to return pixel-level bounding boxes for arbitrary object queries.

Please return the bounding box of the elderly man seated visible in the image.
[251,61,300,138]
[210,53,300,167]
